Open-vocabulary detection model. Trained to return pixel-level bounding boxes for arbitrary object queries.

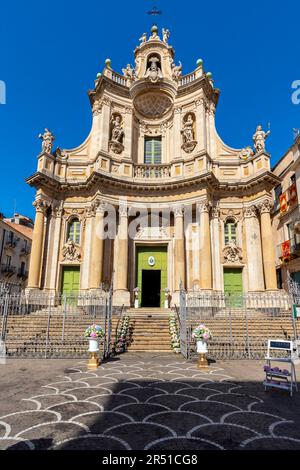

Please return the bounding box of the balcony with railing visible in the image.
[5,236,18,249]
[20,245,31,256]
[277,236,300,261]
[1,264,16,276]
[17,267,28,279]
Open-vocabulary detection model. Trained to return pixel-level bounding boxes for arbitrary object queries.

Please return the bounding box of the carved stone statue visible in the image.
[162,28,170,43]
[62,238,81,262]
[38,128,55,154]
[181,114,197,153]
[122,64,135,80]
[171,61,182,80]
[144,56,162,83]
[223,241,243,264]
[253,125,270,153]
[238,146,254,160]
[111,115,124,143]
[139,32,147,44]
[181,114,194,143]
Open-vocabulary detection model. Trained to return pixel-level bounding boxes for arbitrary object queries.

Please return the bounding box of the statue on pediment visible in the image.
[162,28,170,43]
[38,128,55,154]
[139,32,147,44]
[253,125,270,153]
[122,64,135,80]
[171,61,182,80]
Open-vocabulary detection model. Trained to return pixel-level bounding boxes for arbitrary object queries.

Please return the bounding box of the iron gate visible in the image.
[179,287,296,360]
[0,289,113,359]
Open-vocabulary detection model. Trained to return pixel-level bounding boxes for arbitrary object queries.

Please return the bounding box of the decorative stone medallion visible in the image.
[148,256,155,266]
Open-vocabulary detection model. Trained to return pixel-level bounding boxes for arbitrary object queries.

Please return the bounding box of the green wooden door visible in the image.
[136,246,167,308]
[61,266,80,296]
[224,268,243,305]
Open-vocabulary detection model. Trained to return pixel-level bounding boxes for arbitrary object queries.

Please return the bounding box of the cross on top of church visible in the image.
[147,6,162,16]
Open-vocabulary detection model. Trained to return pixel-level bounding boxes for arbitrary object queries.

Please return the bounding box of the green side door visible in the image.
[224,268,243,306]
[61,266,80,297]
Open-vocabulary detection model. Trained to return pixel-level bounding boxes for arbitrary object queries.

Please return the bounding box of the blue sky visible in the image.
[0,0,299,219]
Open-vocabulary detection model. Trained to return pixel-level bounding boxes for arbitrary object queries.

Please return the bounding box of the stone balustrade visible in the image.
[134,164,171,179]
[179,72,196,87]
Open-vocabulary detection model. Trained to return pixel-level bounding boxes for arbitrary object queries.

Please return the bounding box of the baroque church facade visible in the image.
[26,26,280,307]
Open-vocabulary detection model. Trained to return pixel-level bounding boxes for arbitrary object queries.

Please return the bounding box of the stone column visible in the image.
[27,199,47,289]
[195,99,207,153]
[114,203,130,306]
[211,205,222,291]
[100,97,110,153]
[258,200,277,290]
[90,201,105,290]
[199,201,212,290]
[47,202,63,291]
[173,107,182,159]
[174,206,185,291]
[123,107,133,160]
[244,205,265,291]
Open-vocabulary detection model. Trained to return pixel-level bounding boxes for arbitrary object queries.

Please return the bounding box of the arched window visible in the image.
[224,218,237,245]
[67,218,81,244]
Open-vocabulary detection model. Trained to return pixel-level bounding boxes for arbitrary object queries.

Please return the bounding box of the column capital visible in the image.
[33,199,49,214]
[174,205,184,218]
[198,200,211,213]
[95,199,107,215]
[257,199,272,214]
[52,202,64,218]
[119,202,128,218]
[244,205,257,218]
[211,204,220,219]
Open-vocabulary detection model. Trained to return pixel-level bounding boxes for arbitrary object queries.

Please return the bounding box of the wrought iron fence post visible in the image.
[61,294,67,342]
[45,295,52,359]
[1,293,9,342]
[244,300,251,359]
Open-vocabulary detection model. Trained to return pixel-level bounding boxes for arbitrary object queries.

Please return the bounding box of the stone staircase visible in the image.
[125,308,172,352]
[3,307,120,357]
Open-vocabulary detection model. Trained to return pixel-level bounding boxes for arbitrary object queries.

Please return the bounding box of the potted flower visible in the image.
[192,324,212,354]
[84,324,105,369]
[133,287,140,308]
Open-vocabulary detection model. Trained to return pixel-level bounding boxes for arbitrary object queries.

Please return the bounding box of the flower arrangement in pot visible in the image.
[84,324,105,369]
[192,324,212,362]
[133,287,140,308]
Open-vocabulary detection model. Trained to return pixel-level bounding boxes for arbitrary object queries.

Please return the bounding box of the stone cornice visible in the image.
[26,168,280,199]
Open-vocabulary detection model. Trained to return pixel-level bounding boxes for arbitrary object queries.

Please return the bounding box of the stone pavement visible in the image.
[1,353,300,450]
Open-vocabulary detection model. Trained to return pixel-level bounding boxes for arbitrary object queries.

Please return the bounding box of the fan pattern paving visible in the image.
[0,355,300,450]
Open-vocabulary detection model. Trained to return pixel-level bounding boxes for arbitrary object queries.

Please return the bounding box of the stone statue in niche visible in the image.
[144,56,162,83]
[181,114,197,153]
[182,114,194,142]
[111,115,124,143]
[171,61,182,80]
[253,125,270,153]
[62,238,81,262]
[38,128,55,154]
[109,114,124,154]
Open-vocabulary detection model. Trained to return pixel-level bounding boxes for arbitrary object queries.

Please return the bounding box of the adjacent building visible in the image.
[272,134,300,287]
[26,25,280,307]
[0,213,33,289]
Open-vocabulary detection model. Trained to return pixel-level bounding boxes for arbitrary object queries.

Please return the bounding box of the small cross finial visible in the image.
[147,5,162,16]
